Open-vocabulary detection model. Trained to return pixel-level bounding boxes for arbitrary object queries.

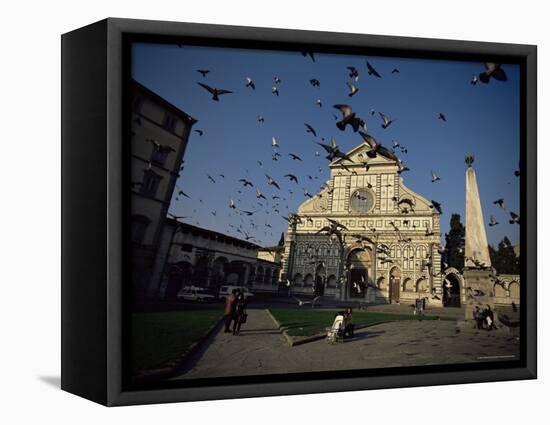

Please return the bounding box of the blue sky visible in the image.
[132,42,520,248]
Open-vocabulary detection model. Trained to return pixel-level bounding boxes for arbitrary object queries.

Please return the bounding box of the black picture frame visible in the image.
[61,18,537,406]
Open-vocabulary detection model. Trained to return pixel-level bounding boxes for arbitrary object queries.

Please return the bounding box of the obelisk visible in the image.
[463,155,494,320]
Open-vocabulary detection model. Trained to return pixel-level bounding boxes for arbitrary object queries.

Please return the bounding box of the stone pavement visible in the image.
[173,309,520,380]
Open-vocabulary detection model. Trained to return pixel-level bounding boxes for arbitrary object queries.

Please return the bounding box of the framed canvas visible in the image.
[61,18,537,406]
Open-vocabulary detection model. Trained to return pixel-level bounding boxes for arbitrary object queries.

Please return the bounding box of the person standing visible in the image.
[473,306,483,330]
[232,290,248,335]
[224,289,237,333]
[343,307,355,338]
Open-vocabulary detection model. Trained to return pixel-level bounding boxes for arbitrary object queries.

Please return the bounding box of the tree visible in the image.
[444,214,465,270]
[489,236,520,274]
[278,232,285,247]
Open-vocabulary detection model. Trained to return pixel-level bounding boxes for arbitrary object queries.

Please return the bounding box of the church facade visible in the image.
[280,141,444,304]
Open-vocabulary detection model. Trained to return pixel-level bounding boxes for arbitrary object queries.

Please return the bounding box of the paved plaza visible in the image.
[174,308,520,380]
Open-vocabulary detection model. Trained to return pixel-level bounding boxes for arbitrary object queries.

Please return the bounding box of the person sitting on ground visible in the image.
[343,307,355,338]
[485,305,497,331]
[326,312,345,343]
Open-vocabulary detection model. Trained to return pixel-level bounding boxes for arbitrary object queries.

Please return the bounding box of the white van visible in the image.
[218,286,254,301]
[177,286,216,303]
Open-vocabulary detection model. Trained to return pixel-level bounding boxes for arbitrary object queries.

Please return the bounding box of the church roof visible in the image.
[330,141,400,168]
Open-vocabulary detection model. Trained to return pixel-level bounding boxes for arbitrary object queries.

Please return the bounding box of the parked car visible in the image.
[177,286,216,303]
[218,285,254,301]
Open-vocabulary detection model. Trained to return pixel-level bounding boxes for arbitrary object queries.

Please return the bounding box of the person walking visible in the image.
[232,290,248,335]
[224,289,237,333]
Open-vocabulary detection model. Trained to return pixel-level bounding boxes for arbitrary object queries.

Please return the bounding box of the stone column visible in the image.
[465,158,491,268]
[280,222,296,282]
[464,156,494,319]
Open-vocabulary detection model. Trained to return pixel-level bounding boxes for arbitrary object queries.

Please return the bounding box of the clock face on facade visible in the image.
[350,189,375,213]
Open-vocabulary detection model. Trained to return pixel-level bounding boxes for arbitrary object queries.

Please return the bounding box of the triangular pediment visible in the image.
[330,142,398,168]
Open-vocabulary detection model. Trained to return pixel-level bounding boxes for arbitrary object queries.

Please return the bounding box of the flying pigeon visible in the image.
[304,123,317,137]
[301,52,315,62]
[333,104,365,132]
[285,174,298,184]
[245,76,255,90]
[366,61,382,77]
[316,137,354,162]
[493,198,506,210]
[239,178,253,187]
[256,187,267,200]
[379,112,395,129]
[265,174,281,190]
[429,200,443,214]
[197,82,233,101]
[359,132,399,162]
[346,82,359,97]
[347,66,359,81]
[309,78,320,87]
[479,63,508,84]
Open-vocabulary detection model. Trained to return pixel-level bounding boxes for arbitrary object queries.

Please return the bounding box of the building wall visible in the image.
[493,274,521,306]
[151,220,281,300]
[129,80,196,300]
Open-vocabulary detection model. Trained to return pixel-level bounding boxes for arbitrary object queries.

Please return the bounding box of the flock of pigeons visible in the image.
[160,53,518,251]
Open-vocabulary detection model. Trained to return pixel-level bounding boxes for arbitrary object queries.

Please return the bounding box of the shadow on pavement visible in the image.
[342,330,385,343]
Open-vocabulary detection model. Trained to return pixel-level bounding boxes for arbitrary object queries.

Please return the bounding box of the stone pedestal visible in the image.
[463,268,494,320]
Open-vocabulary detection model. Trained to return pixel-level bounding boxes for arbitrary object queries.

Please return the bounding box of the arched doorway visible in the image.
[389,267,401,303]
[315,264,326,295]
[165,261,193,301]
[264,268,272,285]
[193,256,209,286]
[402,278,414,293]
[210,256,227,292]
[255,266,264,285]
[416,278,428,293]
[494,282,507,298]
[293,273,303,286]
[225,261,249,286]
[348,249,371,299]
[443,273,461,307]
[304,273,314,286]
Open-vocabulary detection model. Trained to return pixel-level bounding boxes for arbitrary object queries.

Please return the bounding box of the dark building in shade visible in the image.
[147,219,282,300]
[130,79,197,300]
